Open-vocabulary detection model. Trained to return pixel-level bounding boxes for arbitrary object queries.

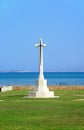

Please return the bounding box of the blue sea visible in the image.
[0,72,84,86]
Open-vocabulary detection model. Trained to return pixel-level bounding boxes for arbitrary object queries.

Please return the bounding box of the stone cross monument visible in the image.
[28,38,55,98]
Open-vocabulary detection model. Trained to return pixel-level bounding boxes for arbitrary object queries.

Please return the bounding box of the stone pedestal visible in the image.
[28,79,55,98]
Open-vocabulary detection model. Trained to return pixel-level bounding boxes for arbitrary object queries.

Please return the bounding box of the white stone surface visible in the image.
[0,86,12,92]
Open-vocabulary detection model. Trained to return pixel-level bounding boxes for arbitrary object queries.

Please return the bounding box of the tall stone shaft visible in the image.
[35,38,46,79]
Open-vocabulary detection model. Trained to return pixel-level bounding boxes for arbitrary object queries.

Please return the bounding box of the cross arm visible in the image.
[35,43,46,47]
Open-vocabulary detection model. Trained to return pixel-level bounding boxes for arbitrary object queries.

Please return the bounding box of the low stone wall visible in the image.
[49,86,84,90]
[0,86,13,92]
[0,85,84,92]
[13,86,34,90]
[13,86,84,90]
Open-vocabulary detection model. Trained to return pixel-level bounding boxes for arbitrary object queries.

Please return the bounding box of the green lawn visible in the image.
[0,90,84,130]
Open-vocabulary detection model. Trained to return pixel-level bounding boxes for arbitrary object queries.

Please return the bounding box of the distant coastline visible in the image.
[0,71,84,73]
[0,70,31,73]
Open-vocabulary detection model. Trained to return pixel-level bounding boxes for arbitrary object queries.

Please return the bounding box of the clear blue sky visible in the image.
[0,0,84,72]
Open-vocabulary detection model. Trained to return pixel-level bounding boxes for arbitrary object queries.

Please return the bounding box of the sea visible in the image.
[0,72,84,86]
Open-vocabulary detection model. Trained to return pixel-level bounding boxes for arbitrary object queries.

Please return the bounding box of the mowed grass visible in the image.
[0,89,84,130]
